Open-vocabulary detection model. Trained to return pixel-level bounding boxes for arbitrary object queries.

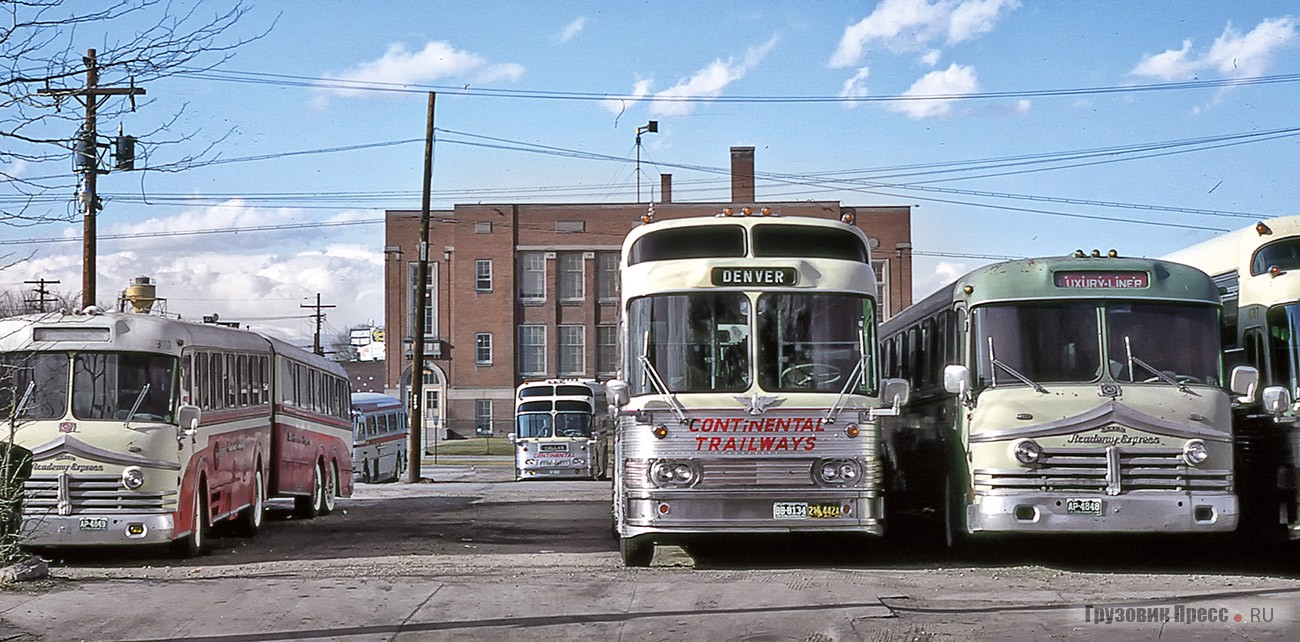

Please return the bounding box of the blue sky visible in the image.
[3,1,1298,346]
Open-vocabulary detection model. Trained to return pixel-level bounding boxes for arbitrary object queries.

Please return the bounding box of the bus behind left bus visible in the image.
[0,308,353,555]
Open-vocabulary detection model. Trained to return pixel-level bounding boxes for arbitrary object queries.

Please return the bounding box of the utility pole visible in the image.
[24,279,61,313]
[38,49,144,309]
[635,120,658,202]
[301,293,335,355]
[408,92,436,484]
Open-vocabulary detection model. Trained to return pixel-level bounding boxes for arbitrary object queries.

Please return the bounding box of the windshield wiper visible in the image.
[8,381,35,426]
[988,337,1047,393]
[638,331,687,423]
[123,383,151,428]
[825,326,868,423]
[1124,336,1194,394]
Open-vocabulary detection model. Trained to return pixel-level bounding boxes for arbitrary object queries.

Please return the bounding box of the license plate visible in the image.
[1066,498,1103,515]
[773,502,808,519]
[541,445,567,452]
[808,503,843,519]
[79,517,108,531]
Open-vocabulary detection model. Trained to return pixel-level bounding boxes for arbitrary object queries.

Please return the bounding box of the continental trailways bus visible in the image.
[0,308,352,555]
[880,253,1257,544]
[1165,216,1300,539]
[511,379,610,480]
[606,207,909,566]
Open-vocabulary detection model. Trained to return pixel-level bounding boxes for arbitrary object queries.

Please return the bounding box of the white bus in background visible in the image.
[511,379,610,481]
[1165,215,1300,540]
[606,207,908,566]
[351,392,408,483]
[0,300,352,556]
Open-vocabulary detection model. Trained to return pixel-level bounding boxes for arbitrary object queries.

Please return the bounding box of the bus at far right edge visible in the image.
[1165,215,1300,541]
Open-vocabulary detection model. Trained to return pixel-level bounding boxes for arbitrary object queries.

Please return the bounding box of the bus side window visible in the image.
[1244,329,1265,380]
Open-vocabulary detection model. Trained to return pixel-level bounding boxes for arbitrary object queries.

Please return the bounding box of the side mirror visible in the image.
[944,365,971,396]
[1262,386,1291,417]
[507,433,517,444]
[1229,365,1259,403]
[606,379,630,408]
[881,378,910,407]
[177,404,201,437]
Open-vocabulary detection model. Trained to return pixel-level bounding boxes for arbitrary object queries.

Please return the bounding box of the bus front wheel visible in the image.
[619,535,654,567]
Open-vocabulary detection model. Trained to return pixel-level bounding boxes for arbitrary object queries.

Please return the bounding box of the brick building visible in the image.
[383,147,912,441]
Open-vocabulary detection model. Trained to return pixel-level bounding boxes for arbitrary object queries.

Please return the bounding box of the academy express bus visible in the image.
[0,309,352,556]
[511,379,610,480]
[879,253,1257,545]
[606,207,909,566]
[351,392,408,484]
[1165,216,1300,539]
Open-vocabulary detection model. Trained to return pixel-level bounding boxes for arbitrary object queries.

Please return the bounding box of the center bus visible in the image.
[879,253,1257,544]
[511,379,610,480]
[605,207,909,567]
[0,305,353,556]
[351,392,408,484]
[1164,215,1300,539]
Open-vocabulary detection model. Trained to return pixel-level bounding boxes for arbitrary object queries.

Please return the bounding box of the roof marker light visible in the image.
[1073,250,1086,258]
[1108,249,1118,258]
[1257,222,1273,236]
[1270,265,1284,277]
[841,212,855,224]
[1090,249,1101,257]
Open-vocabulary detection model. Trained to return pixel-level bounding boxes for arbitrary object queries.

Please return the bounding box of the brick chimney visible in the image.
[660,174,673,203]
[730,146,755,202]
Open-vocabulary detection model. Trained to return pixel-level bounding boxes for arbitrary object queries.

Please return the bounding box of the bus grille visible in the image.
[973,447,1231,494]
[624,457,878,490]
[23,474,177,515]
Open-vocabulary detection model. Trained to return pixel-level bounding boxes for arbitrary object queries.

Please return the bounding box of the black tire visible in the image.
[172,481,208,558]
[320,462,338,516]
[944,474,967,550]
[235,469,265,537]
[619,535,654,567]
[392,453,406,483]
[361,459,373,484]
[294,461,323,519]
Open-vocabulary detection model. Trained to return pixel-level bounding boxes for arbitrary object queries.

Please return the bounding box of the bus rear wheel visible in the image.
[320,462,338,515]
[619,535,654,567]
[235,469,265,537]
[294,461,324,519]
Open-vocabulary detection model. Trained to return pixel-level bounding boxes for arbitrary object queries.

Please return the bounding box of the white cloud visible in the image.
[9,201,384,344]
[829,0,1020,67]
[934,261,967,283]
[2,159,30,179]
[648,36,778,117]
[886,63,980,119]
[603,77,653,115]
[322,41,524,97]
[838,67,871,108]
[555,17,587,44]
[921,49,942,66]
[1131,16,1298,80]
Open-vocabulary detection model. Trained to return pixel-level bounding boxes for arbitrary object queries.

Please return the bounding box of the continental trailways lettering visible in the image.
[689,417,823,452]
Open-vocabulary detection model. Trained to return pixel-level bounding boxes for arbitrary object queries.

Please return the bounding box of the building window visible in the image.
[597,252,619,302]
[475,221,492,234]
[558,252,584,302]
[518,252,545,303]
[873,258,890,321]
[518,325,546,376]
[475,332,493,365]
[406,262,437,338]
[556,221,585,233]
[475,259,492,292]
[475,399,493,436]
[558,325,585,376]
[597,325,617,376]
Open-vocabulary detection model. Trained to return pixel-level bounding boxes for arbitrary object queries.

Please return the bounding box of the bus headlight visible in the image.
[814,459,862,486]
[121,466,145,490]
[649,459,699,488]
[1012,439,1042,465]
[1183,439,1209,466]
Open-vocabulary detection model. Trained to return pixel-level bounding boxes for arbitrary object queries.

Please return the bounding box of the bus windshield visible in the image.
[555,411,593,437]
[1267,304,1300,397]
[1251,238,1300,275]
[974,303,1100,387]
[71,352,177,422]
[0,352,70,420]
[517,412,552,438]
[627,293,751,394]
[757,293,873,393]
[1107,303,1221,386]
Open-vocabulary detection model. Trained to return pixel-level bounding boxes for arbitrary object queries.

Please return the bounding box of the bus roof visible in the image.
[351,392,403,412]
[1163,214,1300,278]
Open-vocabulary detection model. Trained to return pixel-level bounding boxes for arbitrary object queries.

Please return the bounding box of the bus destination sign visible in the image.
[1053,271,1149,289]
[711,267,799,287]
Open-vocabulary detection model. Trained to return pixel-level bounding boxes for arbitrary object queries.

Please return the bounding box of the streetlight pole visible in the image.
[635,120,658,202]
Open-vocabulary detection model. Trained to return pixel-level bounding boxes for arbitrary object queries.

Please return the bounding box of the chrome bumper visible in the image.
[620,489,884,538]
[968,492,1238,533]
[21,511,177,547]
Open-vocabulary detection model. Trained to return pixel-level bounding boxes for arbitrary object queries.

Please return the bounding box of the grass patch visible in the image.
[425,437,516,456]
